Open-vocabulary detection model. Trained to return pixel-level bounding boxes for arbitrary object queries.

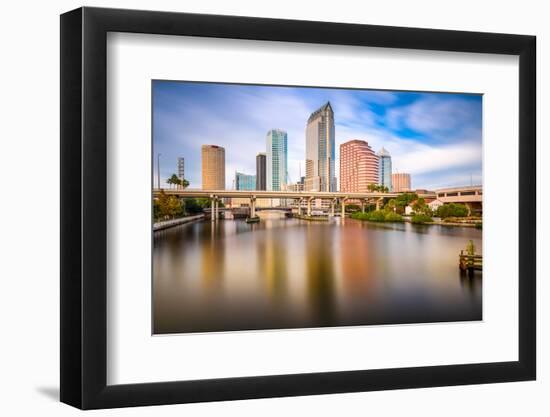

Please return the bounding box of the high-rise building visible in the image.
[201,145,225,190]
[339,140,379,193]
[305,102,336,192]
[377,147,392,191]
[256,152,266,190]
[392,173,412,192]
[266,129,288,191]
[235,172,256,191]
[177,157,185,180]
[282,182,304,192]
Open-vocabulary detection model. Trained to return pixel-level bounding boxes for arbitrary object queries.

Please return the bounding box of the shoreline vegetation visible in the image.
[153,190,223,223]
[349,193,481,228]
[293,214,330,222]
[351,210,404,223]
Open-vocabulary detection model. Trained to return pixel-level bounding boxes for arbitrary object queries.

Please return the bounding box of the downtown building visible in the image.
[235,172,256,191]
[392,173,412,192]
[339,140,379,193]
[177,157,185,181]
[256,152,266,190]
[304,102,336,192]
[201,145,225,190]
[377,147,392,191]
[266,129,288,191]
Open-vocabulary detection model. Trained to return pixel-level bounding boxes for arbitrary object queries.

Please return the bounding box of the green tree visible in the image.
[178,177,190,189]
[166,173,180,189]
[436,203,469,218]
[386,193,417,214]
[183,198,202,214]
[385,198,397,211]
[154,190,184,220]
[367,184,389,193]
[411,213,433,224]
[411,198,433,216]
[383,211,404,222]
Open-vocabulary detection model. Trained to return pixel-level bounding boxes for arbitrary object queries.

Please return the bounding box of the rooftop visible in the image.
[377,147,391,157]
[307,101,333,123]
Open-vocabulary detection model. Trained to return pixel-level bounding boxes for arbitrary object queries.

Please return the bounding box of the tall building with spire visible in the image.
[304,102,336,192]
[266,129,288,191]
[377,147,392,191]
[340,140,379,193]
[201,145,225,190]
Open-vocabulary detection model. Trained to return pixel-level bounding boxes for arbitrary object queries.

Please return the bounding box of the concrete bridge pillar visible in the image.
[331,199,337,216]
[250,197,256,218]
[361,200,365,213]
[341,198,347,218]
[298,198,303,216]
[214,197,219,222]
[307,198,313,217]
[376,198,383,211]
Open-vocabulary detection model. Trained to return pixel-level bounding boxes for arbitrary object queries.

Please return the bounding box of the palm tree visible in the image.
[167,174,179,189]
[179,178,189,190]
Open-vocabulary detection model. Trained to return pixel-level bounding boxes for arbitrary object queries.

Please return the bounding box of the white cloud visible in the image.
[386,95,481,135]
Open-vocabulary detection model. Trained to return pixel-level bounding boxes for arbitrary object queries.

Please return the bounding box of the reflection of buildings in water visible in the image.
[339,225,374,294]
[305,225,337,325]
[262,229,288,302]
[200,222,225,290]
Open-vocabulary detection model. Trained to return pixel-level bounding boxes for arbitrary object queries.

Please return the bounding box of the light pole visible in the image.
[157,153,161,189]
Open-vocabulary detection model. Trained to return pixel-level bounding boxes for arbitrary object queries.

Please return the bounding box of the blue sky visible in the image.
[153,81,482,190]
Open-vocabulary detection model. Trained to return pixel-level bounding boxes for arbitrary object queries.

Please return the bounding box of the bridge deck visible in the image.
[153,189,433,200]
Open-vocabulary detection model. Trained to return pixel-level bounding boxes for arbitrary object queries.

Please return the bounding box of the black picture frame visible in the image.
[60,6,536,410]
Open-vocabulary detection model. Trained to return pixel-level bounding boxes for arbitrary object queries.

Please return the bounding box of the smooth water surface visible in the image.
[153,214,482,334]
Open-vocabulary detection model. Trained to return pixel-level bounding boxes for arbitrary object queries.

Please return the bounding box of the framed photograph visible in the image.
[60,7,536,409]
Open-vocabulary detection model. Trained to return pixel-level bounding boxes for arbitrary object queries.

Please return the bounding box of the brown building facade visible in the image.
[201,145,225,190]
[392,173,412,192]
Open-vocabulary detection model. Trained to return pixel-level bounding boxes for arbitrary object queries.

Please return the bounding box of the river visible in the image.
[153,213,482,334]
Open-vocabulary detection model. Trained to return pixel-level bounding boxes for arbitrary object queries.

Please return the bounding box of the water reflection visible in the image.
[153,215,482,334]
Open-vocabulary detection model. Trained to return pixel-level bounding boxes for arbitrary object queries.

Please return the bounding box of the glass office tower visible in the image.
[266,129,288,191]
[377,147,392,191]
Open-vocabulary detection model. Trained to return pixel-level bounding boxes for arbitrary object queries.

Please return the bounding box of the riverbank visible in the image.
[350,213,481,228]
[153,214,205,231]
[293,214,330,222]
[403,217,482,228]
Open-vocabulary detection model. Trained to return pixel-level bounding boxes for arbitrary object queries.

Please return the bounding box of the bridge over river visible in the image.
[153,189,435,220]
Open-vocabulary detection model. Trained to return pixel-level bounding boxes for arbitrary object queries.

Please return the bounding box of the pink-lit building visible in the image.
[339,140,379,193]
[392,173,412,192]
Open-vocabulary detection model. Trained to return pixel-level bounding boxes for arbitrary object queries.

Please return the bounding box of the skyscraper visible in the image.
[256,152,266,190]
[266,129,288,191]
[235,172,256,190]
[377,147,392,191]
[339,140,379,193]
[392,173,412,192]
[201,145,225,190]
[177,157,185,180]
[305,102,336,192]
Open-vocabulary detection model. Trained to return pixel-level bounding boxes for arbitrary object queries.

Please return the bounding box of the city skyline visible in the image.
[153,81,482,190]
